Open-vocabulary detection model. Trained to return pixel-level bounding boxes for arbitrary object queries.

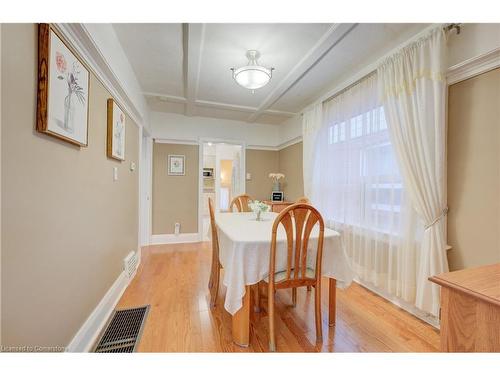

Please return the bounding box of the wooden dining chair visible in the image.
[296,197,312,291]
[208,197,221,308]
[261,203,325,351]
[229,194,253,212]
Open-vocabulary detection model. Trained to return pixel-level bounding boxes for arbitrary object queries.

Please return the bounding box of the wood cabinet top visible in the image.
[429,263,500,307]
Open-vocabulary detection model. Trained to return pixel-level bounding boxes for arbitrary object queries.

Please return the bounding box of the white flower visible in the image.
[249,200,270,213]
[268,172,285,181]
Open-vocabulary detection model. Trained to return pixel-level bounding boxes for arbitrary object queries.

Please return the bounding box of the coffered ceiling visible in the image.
[113,23,429,125]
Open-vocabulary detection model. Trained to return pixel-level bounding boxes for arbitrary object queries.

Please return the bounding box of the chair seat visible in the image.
[264,267,315,283]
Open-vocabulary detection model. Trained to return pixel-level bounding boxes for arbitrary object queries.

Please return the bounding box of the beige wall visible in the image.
[152,144,303,234]
[447,68,500,271]
[1,24,139,347]
[278,142,304,201]
[245,149,280,201]
[245,142,304,202]
[152,143,199,234]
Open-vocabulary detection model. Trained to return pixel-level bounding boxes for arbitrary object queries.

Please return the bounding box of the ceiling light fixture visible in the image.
[230,50,274,93]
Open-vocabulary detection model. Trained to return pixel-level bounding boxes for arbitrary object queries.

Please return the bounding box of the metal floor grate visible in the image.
[94,305,150,353]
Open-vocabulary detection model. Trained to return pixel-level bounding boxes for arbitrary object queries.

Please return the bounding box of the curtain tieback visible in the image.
[424,207,449,230]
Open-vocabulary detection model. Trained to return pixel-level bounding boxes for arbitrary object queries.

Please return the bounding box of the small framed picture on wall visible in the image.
[168,155,185,176]
[107,98,126,161]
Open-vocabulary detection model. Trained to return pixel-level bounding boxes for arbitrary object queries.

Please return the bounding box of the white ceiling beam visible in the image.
[195,99,296,117]
[143,92,187,104]
[182,23,205,116]
[263,109,297,118]
[247,23,357,123]
[195,99,256,113]
[144,94,297,118]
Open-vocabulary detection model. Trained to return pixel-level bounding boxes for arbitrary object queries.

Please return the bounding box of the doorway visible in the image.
[199,140,245,241]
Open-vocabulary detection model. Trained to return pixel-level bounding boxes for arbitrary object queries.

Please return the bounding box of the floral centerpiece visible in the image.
[268,173,285,191]
[248,200,270,221]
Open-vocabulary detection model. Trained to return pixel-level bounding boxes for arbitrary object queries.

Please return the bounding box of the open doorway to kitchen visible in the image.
[200,140,245,241]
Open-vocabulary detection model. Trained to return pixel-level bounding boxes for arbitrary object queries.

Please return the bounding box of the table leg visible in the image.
[329,278,337,326]
[253,283,261,313]
[232,285,251,347]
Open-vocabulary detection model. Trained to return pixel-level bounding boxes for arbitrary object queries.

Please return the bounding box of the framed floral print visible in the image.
[107,99,126,161]
[168,155,185,176]
[36,24,90,146]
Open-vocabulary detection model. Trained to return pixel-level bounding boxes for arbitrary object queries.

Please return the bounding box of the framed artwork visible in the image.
[107,99,126,161]
[271,191,284,202]
[168,155,185,176]
[36,23,90,146]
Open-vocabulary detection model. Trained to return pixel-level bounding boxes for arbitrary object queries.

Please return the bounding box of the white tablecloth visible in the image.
[214,211,354,315]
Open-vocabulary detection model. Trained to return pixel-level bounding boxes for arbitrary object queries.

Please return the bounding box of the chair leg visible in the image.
[208,261,214,290]
[210,266,219,308]
[292,287,297,307]
[208,244,217,290]
[268,284,276,352]
[314,282,323,343]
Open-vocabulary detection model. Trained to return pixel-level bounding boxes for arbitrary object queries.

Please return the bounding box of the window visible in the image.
[316,103,404,236]
[310,73,426,314]
[328,122,346,144]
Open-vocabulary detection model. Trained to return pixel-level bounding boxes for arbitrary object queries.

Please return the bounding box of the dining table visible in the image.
[214,210,354,347]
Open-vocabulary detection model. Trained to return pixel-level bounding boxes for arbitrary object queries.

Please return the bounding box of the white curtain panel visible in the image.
[377,28,448,316]
[302,103,323,199]
[311,74,422,307]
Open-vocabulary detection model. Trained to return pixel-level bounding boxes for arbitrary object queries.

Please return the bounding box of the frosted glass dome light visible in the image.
[230,50,274,91]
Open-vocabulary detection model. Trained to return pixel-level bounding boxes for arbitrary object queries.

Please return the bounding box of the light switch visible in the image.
[130,162,136,171]
[113,167,118,181]
[246,172,251,180]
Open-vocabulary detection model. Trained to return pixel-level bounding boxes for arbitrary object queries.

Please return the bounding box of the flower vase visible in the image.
[273,181,281,191]
[64,93,75,133]
[255,210,262,221]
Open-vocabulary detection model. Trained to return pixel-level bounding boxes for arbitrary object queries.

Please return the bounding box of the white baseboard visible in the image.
[150,233,201,245]
[66,270,132,352]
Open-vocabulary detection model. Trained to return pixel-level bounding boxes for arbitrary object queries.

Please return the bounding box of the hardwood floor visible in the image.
[116,242,440,352]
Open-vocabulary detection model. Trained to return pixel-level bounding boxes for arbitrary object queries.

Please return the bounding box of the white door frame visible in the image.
[198,137,246,241]
[139,127,153,249]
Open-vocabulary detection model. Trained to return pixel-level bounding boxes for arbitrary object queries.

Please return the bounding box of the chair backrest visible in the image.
[208,197,219,258]
[269,203,325,287]
[229,194,253,212]
[296,196,311,204]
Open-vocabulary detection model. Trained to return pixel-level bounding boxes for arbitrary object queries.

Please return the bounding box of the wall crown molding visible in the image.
[53,23,145,129]
[447,47,500,85]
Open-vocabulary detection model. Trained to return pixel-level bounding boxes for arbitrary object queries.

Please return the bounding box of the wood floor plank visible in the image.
[116,242,440,352]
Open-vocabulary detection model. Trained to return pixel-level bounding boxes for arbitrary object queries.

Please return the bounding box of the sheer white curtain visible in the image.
[302,103,323,199]
[311,74,422,305]
[378,28,448,316]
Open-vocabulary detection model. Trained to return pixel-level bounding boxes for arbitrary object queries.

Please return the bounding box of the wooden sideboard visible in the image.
[429,263,500,352]
[263,200,293,213]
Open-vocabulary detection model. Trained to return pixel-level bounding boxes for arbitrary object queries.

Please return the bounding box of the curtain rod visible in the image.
[444,23,462,35]
[302,23,463,112]
[322,70,377,105]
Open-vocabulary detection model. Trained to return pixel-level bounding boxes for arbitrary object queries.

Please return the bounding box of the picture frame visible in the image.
[107,98,126,161]
[168,155,185,176]
[271,191,284,202]
[36,23,90,147]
